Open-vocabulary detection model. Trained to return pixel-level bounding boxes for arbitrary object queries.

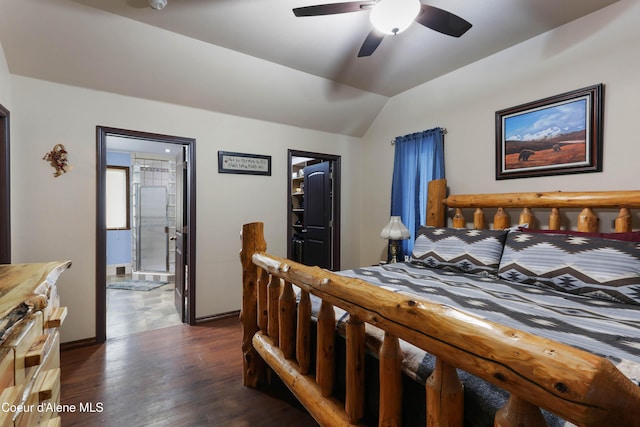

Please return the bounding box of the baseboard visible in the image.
[61,337,98,351]
[195,310,240,324]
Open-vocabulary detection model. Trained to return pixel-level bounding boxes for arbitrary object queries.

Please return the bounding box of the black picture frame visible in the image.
[218,151,271,176]
[495,84,603,180]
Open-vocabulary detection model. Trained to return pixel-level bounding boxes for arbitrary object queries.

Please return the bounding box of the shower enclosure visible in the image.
[137,186,169,272]
[131,157,177,275]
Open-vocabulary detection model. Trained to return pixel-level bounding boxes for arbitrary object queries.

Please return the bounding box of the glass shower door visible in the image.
[137,186,169,272]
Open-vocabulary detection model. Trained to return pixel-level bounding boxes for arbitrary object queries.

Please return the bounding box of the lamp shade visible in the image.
[380,216,411,240]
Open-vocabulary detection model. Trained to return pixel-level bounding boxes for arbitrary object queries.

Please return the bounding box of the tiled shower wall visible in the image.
[131,154,177,274]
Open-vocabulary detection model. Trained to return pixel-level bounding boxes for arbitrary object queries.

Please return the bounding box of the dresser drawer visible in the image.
[44,416,61,427]
[41,285,60,327]
[14,368,61,427]
[10,312,44,386]
[35,368,61,421]
[0,384,23,426]
[0,347,14,390]
[44,307,67,330]
[5,331,61,427]
[36,331,60,385]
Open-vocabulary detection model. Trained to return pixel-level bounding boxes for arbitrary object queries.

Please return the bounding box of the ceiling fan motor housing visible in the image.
[369,0,421,35]
[149,0,167,11]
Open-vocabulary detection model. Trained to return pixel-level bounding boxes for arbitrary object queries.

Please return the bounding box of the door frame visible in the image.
[96,126,197,343]
[0,104,9,264]
[287,149,340,270]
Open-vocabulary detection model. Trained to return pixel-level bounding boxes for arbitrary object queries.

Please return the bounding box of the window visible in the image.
[106,166,130,230]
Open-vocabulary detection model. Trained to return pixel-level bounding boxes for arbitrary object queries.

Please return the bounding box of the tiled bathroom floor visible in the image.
[107,279,183,339]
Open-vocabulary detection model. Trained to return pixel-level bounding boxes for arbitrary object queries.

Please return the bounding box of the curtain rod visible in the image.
[391,127,447,145]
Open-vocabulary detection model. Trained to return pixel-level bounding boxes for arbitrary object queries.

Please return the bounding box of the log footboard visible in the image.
[240,221,640,427]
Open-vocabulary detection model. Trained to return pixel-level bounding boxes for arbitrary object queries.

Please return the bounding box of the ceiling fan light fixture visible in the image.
[370,0,420,35]
[148,0,167,10]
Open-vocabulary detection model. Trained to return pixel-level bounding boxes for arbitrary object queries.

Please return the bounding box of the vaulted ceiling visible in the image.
[0,0,619,136]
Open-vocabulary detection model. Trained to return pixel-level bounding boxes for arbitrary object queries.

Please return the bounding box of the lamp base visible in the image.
[390,240,399,263]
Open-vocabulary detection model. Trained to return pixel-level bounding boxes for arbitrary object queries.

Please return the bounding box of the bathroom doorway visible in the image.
[96,127,196,343]
[106,147,178,339]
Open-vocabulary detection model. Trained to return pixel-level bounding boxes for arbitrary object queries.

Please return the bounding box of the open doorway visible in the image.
[287,150,340,271]
[96,127,196,343]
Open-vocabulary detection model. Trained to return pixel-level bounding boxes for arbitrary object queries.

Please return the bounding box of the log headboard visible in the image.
[426,178,640,231]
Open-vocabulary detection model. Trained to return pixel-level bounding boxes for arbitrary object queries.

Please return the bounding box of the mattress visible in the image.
[321,262,640,426]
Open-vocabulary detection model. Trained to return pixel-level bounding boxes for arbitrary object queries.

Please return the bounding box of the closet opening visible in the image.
[287,149,341,271]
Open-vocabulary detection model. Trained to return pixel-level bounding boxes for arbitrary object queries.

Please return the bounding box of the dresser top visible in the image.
[0,261,71,339]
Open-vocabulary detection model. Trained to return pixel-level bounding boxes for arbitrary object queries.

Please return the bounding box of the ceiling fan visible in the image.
[293,0,472,57]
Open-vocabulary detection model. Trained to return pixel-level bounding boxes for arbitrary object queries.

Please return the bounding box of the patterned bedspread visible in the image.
[328,262,640,426]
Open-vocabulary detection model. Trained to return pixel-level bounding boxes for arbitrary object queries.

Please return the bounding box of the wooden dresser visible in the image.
[0,261,71,427]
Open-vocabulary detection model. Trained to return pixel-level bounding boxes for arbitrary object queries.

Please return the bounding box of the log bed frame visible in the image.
[240,179,640,427]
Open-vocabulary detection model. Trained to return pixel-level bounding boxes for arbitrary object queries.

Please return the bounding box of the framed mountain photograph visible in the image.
[495,84,603,180]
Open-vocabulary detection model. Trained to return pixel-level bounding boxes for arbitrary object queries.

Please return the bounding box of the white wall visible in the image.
[10,76,362,343]
[359,0,640,265]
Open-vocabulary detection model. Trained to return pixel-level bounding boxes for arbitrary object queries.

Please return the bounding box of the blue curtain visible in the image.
[390,128,445,259]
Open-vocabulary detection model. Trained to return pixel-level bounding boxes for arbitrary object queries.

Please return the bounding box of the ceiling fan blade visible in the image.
[358,30,384,57]
[293,1,374,17]
[416,4,472,37]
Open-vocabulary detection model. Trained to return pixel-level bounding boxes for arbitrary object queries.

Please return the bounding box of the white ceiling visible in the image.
[0,0,620,136]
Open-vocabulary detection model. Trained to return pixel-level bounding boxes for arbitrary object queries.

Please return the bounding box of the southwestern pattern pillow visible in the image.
[516,227,640,242]
[410,227,508,275]
[498,232,640,305]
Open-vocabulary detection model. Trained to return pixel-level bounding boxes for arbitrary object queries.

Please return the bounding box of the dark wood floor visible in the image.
[60,317,318,426]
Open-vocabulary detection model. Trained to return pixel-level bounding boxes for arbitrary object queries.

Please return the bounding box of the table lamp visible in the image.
[380,216,410,263]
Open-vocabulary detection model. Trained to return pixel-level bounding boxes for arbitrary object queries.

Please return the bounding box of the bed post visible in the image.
[240,222,267,388]
[426,179,447,227]
[426,359,464,427]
